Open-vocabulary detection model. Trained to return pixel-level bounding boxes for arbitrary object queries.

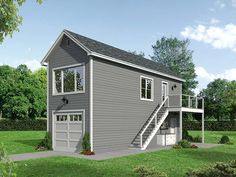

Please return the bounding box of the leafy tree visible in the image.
[0,65,46,119]
[129,50,145,58]
[151,37,198,95]
[0,0,43,43]
[224,81,236,121]
[200,79,230,121]
[3,95,30,119]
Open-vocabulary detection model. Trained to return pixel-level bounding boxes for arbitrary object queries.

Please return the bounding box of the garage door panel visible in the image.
[56,124,67,131]
[56,132,67,139]
[69,123,82,130]
[54,111,84,152]
[56,140,68,147]
[69,141,81,148]
[69,132,82,140]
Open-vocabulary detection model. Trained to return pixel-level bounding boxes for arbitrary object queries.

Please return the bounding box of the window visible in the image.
[56,113,83,122]
[69,114,82,122]
[140,76,153,101]
[53,64,84,95]
[56,115,67,122]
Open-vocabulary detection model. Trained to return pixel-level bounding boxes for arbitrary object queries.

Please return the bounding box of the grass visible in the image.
[11,131,236,177]
[0,131,45,154]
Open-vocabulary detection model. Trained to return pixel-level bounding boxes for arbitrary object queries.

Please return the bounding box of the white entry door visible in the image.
[162,82,168,102]
[53,111,84,152]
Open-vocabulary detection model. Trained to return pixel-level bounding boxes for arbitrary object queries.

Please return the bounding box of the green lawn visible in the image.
[12,131,236,177]
[0,131,45,154]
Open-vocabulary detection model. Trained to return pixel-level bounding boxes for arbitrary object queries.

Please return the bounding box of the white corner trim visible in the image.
[90,57,94,151]
[140,75,154,102]
[47,64,49,132]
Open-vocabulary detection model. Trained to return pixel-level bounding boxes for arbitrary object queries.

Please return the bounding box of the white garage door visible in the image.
[53,112,84,152]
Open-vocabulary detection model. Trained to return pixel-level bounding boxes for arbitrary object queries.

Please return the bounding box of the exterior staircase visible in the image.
[130,97,169,150]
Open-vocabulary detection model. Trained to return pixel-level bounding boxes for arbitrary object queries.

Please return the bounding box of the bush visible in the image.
[183,121,236,131]
[219,135,232,144]
[134,166,168,177]
[192,136,202,143]
[172,144,182,149]
[185,160,236,177]
[183,130,202,143]
[191,144,198,149]
[178,140,191,148]
[81,133,95,155]
[0,119,46,131]
[182,130,193,141]
[36,132,52,151]
[0,144,16,177]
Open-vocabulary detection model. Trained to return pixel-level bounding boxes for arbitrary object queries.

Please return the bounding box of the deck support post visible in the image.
[202,112,204,143]
[180,111,182,140]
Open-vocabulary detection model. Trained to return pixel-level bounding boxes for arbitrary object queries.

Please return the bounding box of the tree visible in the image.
[0,65,46,119]
[129,50,145,58]
[224,81,236,121]
[200,79,230,121]
[0,0,42,43]
[151,37,198,95]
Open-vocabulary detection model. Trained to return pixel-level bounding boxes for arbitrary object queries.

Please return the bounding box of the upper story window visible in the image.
[140,76,153,101]
[53,64,85,95]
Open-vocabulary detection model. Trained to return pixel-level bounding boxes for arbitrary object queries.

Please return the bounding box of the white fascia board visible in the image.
[89,52,185,82]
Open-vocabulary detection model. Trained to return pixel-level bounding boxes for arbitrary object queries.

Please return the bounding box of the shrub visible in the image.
[185,160,236,177]
[219,135,231,144]
[36,132,52,151]
[183,121,236,131]
[192,136,202,143]
[182,130,193,141]
[172,144,182,149]
[134,166,168,177]
[183,130,202,143]
[178,140,191,148]
[0,119,46,131]
[191,144,198,149]
[82,132,90,151]
[0,144,16,177]
[81,133,95,155]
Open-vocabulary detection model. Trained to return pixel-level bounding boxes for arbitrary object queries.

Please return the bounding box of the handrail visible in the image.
[140,96,169,148]
[168,94,204,109]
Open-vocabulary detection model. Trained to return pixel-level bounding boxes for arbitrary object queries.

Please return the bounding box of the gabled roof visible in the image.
[41,30,185,82]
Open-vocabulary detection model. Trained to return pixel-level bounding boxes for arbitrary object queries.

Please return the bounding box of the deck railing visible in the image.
[168,94,204,109]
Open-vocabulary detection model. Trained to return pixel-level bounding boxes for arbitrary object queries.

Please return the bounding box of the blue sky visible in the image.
[0,0,236,93]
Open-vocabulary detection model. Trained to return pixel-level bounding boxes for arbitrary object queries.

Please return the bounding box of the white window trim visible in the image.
[52,109,85,151]
[140,75,154,101]
[52,63,85,96]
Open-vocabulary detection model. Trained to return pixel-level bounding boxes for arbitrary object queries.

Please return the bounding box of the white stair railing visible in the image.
[140,96,169,149]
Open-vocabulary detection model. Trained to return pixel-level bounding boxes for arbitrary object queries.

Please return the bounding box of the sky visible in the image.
[0,0,236,93]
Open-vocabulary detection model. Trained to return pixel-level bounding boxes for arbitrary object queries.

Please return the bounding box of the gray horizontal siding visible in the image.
[48,35,90,135]
[93,57,182,152]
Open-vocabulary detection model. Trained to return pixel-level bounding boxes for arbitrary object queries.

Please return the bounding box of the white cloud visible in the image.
[231,0,236,7]
[215,0,226,8]
[194,66,236,94]
[210,18,220,25]
[24,59,42,71]
[196,66,236,81]
[181,23,236,52]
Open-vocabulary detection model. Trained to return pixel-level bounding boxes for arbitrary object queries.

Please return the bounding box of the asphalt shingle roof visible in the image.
[65,30,182,79]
